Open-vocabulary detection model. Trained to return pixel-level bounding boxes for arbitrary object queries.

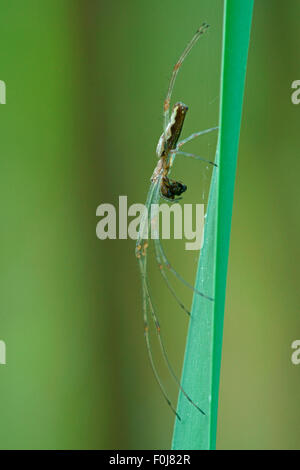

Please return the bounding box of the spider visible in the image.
[135,23,218,420]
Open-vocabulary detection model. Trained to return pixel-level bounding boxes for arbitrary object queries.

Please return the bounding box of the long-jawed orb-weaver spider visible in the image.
[136,23,218,420]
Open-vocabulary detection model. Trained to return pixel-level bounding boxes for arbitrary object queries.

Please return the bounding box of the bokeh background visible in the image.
[0,0,299,450]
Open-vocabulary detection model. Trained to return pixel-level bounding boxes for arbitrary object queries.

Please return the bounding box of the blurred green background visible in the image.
[0,0,299,450]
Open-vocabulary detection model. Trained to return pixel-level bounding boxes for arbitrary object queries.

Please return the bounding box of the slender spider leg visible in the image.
[138,255,181,420]
[157,237,214,302]
[150,183,191,315]
[137,189,180,420]
[136,181,156,256]
[150,180,213,304]
[150,183,192,316]
[153,238,191,317]
[176,126,219,150]
[170,150,217,167]
[142,264,205,415]
[163,23,210,145]
[167,126,219,169]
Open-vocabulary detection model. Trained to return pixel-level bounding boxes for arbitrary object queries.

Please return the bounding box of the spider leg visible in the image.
[142,258,206,416]
[137,187,181,420]
[152,175,213,302]
[153,236,191,316]
[169,150,217,167]
[168,126,219,169]
[156,237,214,302]
[176,126,219,149]
[148,189,207,413]
[138,255,181,420]
[163,23,210,145]
[151,190,191,316]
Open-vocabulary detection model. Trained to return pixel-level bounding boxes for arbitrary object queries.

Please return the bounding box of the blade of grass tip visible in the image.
[172,0,254,450]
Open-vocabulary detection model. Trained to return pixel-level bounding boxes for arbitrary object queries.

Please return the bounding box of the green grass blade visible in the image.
[172,0,254,450]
